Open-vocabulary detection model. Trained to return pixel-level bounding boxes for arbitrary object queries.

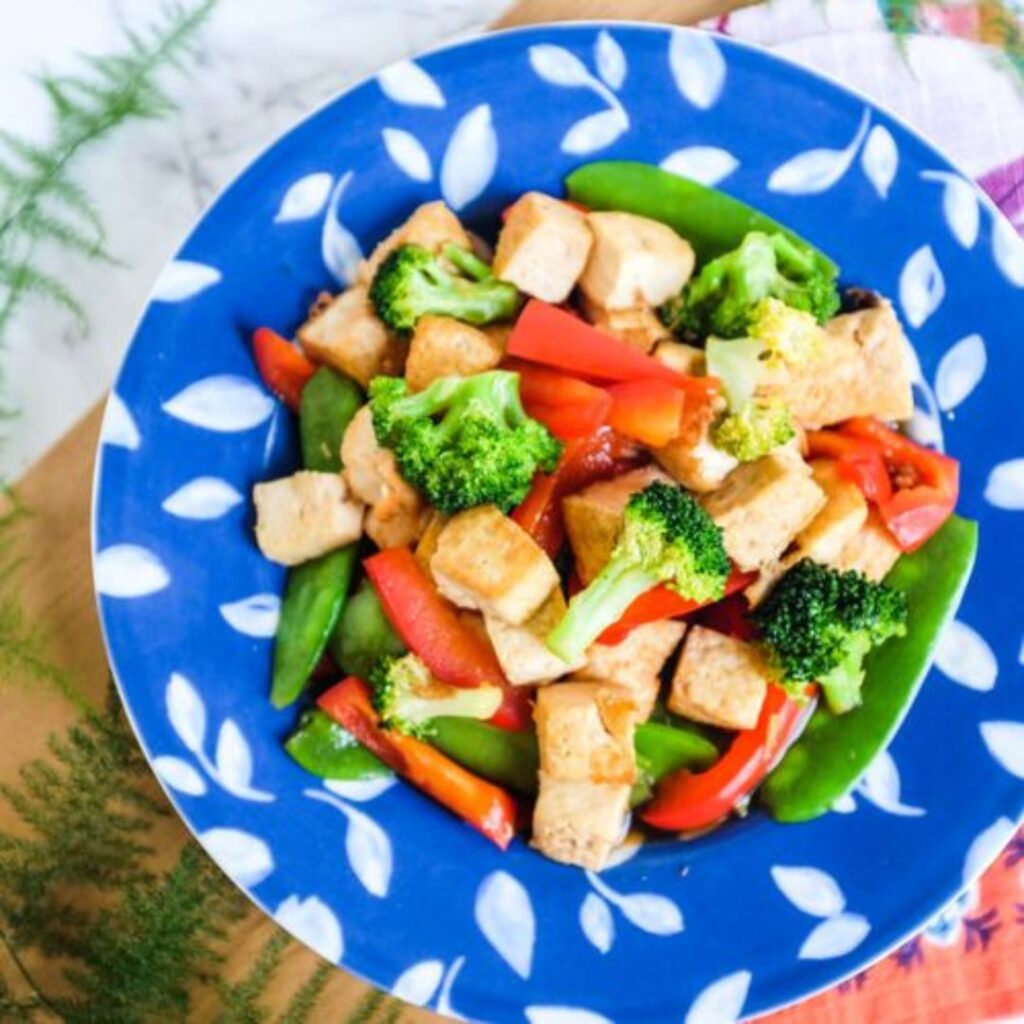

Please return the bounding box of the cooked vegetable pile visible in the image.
[249,162,976,870]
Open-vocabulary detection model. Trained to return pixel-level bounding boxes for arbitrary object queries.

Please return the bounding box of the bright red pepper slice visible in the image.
[606,379,687,447]
[319,677,517,849]
[510,361,614,439]
[252,327,317,411]
[806,429,893,505]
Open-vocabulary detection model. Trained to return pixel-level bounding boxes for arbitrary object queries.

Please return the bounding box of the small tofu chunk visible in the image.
[795,460,869,563]
[580,295,669,353]
[253,471,363,566]
[654,340,706,377]
[430,506,559,624]
[836,509,902,582]
[405,315,504,391]
[361,201,470,283]
[655,435,739,494]
[668,625,769,730]
[562,466,673,583]
[414,510,449,570]
[297,287,404,388]
[579,211,695,310]
[532,776,630,870]
[700,453,826,571]
[492,192,593,303]
[485,588,584,686]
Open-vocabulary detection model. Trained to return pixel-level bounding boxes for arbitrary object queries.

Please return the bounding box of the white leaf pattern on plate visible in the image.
[378,59,445,108]
[604,833,643,869]
[771,866,846,918]
[587,871,683,936]
[440,105,497,212]
[935,619,998,692]
[935,333,986,412]
[798,913,870,960]
[275,895,344,963]
[216,720,255,794]
[854,750,925,817]
[219,594,281,638]
[980,721,1024,778]
[167,672,206,753]
[899,245,946,328]
[305,789,393,897]
[392,960,445,1006]
[660,146,738,186]
[201,827,274,886]
[830,792,857,814]
[525,1008,613,1024]
[382,128,433,182]
[163,376,275,433]
[162,476,243,520]
[321,170,364,286]
[561,109,628,156]
[529,44,593,87]
[668,30,726,110]
[579,892,615,954]
[436,957,465,1019]
[963,817,1015,885]
[922,171,980,248]
[152,260,221,302]
[101,393,140,451]
[984,459,1024,510]
[992,215,1024,287]
[767,110,869,195]
[94,544,170,598]
[595,30,626,90]
[475,870,535,979]
[684,970,752,1024]
[152,755,207,796]
[324,776,396,802]
[275,173,333,223]
[860,124,898,199]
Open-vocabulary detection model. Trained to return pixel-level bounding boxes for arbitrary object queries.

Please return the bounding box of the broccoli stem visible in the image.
[424,277,520,326]
[443,243,493,281]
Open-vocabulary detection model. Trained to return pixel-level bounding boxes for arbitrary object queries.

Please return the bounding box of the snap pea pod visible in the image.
[300,367,364,472]
[760,515,978,822]
[328,578,406,680]
[285,708,390,779]
[565,161,837,275]
[632,720,719,806]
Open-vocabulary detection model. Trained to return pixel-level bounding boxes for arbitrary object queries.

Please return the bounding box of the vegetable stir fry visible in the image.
[249,164,975,869]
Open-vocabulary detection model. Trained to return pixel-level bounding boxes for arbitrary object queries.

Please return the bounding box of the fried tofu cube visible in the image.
[297,287,404,388]
[700,453,826,571]
[360,201,470,283]
[485,588,584,686]
[492,192,593,303]
[579,211,695,310]
[655,435,739,494]
[532,776,630,871]
[668,625,769,730]
[654,340,706,377]
[430,506,559,624]
[795,460,869,563]
[836,509,902,582]
[580,295,669,353]
[562,466,673,583]
[253,471,363,566]
[405,315,504,392]
[414,510,449,570]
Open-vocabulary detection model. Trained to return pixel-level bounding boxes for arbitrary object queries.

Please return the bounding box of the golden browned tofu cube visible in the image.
[430,506,559,625]
[700,453,826,571]
[413,510,449,570]
[532,776,630,871]
[485,588,584,686]
[492,192,593,303]
[580,295,670,353]
[654,340,706,377]
[253,472,363,567]
[579,211,695,310]
[655,435,739,494]
[795,460,869,563]
[668,625,770,730]
[361,201,470,283]
[297,287,404,388]
[836,509,902,582]
[405,315,504,392]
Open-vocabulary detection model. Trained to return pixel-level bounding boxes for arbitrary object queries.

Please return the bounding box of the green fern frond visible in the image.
[216,930,291,1024]
[277,964,333,1024]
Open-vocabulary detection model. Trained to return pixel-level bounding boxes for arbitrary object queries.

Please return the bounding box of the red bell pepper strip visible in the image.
[693,591,759,643]
[319,677,517,849]
[252,327,317,411]
[490,686,535,732]
[606,379,687,447]
[527,399,612,440]
[513,361,613,439]
[806,429,892,505]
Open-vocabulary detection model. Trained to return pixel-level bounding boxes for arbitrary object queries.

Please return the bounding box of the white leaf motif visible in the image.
[668,30,726,110]
[525,1009,612,1024]
[152,755,206,796]
[768,110,869,195]
[344,804,393,898]
[561,109,627,156]
[392,960,444,1006]
[216,719,254,792]
[475,871,535,979]
[201,827,274,886]
[993,215,1024,287]
[899,245,945,328]
[798,913,870,960]
[275,173,333,223]
[963,817,1015,885]
[660,146,738,187]
[378,60,445,108]
[101,393,140,451]
[322,170,364,286]
[382,128,433,183]
[595,30,626,90]
[528,44,593,88]
[324,776,395,802]
[440,105,497,212]
[162,477,243,520]
[166,672,206,754]
[275,895,343,963]
[579,893,614,953]
[163,376,275,433]
[94,544,170,598]
[219,594,280,639]
[152,260,221,302]
[935,334,986,412]
[985,459,1024,509]
[685,970,752,1024]
[436,957,465,1019]
[615,891,684,936]
[861,124,898,199]
[935,619,998,692]
[831,792,857,814]
[771,865,846,918]
[604,834,643,869]
[980,721,1024,778]
[855,750,925,817]
[923,172,980,248]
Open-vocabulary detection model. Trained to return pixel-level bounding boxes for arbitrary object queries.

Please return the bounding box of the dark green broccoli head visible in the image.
[753,558,908,714]
[369,370,562,514]
[369,243,520,334]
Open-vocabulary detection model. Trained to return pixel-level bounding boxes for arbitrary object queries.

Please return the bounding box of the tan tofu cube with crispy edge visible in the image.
[492,192,593,303]
[653,389,737,494]
[253,472,363,566]
[836,509,902,582]
[298,287,404,389]
[405,316,504,391]
[563,466,674,583]
[580,295,670,353]
[532,777,630,870]
[796,460,870,563]
[360,201,470,283]
[579,211,696,310]
[654,340,707,377]
[430,506,559,625]
[668,625,770,730]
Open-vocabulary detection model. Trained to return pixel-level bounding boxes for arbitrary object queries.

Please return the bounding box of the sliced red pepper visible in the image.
[252,327,317,411]
[490,685,535,732]
[511,361,613,440]
[606,379,686,447]
[319,677,517,849]
[806,429,892,505]
[693,591,760,643]
[526,398,612,440]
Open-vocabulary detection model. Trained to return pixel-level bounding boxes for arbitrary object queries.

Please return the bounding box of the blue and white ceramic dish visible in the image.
[93,23,1024,1024]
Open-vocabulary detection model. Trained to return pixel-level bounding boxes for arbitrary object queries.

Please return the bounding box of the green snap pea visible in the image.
[760,515,978,822]
[328,578,406,680]
[285,709,389,779]
[632,720,720,806]
[299,366,363,472]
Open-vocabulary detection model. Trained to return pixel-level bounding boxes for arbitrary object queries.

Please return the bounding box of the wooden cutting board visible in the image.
[2,2,744,1019]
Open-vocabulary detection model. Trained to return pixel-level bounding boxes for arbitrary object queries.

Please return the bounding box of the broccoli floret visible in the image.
[369,243,520,334]
[369,653,502,737]
[713,399,796,462]
[547,482,730,662]
[661,231,841,340]
[748,297,826,369]
[753,559,909,714]
[369,370,562,513]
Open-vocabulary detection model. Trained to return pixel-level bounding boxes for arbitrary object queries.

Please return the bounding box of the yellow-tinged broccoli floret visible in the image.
[749,297,826,369]
[713,399,796,462]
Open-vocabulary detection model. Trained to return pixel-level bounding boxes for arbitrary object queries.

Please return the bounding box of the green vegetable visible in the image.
[632,720,719,806]
[761,515,978,822]
[547,482,730,663]
[285,709,390,780]
[705,336,765,410]
[713,399,795,462]
[271,546,357,708]
[748,296,825,369]
[564,160,837,273]
[369,370,562,513]
[328,578,405,679]
[369,242,520,334]
[299,366,363,472]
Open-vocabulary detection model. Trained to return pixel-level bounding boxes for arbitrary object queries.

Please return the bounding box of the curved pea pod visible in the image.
[328,578,406,680]
[760,514,978,823]
[631,720,720,807]
[285,709,390,780]
[564,161,837,275]
[300,366,364,472]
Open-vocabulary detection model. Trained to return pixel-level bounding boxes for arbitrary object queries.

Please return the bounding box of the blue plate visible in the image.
[93,24,1024,1023]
